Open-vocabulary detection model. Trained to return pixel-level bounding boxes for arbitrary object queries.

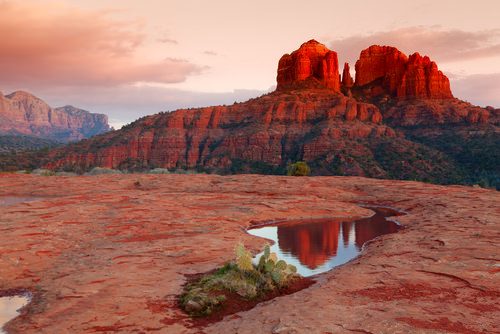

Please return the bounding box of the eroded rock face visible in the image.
[277,40,340,92]
[354,45,453,100]
[44,89,386,171]
[0,91,112,141]
[341,62,354,88]
[15,40,498,174]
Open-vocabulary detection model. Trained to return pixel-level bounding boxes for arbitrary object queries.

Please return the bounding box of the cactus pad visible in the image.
[264,260,275,273]
[287,264,297,273]
[235,244,246,259]
[271,269,283,284]
[237,254,254,271]
[258,255,266,271]
[269,252,278,264]
[264,244,270,259]
[275,260,287,270]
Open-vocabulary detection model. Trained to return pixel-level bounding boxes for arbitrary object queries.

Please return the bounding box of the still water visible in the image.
[247,206,404,276]
[0,295,31,334]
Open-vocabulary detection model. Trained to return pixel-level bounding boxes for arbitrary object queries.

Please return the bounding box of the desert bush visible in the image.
[32,169,57,176]
[179,244,301,317]
[85,167,122,175]
[287,161,311,176]
[148,168,170,174]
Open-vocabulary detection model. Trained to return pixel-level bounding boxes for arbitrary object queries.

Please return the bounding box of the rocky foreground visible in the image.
[0,174,498,333]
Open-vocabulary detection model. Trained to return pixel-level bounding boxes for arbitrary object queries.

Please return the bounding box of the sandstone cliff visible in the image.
[0,91,112,142]
[353,45,453,100]
[16,41,497,188]
[277,40,340,92]
[46,89,388,172]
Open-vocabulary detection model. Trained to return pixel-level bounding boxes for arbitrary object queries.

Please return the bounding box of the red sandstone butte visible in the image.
[354,45,453,100]
[277,40,341,91]
[36,40,498,172]
[1,174,499,333]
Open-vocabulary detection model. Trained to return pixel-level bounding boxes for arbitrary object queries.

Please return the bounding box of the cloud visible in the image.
[329,26,500,65]
[203,51,218,56]
[0,1,203,87]
[157,38,179,44]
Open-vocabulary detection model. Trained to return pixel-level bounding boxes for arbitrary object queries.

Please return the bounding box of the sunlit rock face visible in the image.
[354,45,453,100]
[277,40,341,92]
[28,40,499,174]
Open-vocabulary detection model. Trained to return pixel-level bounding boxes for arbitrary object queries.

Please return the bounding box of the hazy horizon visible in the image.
[1,0,499,129]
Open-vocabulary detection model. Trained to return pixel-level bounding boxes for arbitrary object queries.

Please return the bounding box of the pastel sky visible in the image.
[1,0,500,128]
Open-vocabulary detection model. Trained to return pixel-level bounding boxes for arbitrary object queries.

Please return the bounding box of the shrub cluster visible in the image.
[179,244,301,317]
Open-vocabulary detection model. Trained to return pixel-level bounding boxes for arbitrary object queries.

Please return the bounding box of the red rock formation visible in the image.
[277,40,340,92]
[397,53,453,99]
[341,63,354,88]
[354,45,453,100]
[44,88,387,171]
[0,91,111,141]
[26,40,497,175]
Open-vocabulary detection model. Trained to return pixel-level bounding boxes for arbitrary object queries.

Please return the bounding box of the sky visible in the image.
[1,0,500,129]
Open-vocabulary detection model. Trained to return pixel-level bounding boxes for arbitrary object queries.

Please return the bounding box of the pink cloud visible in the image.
[0,1,203,87]
[329,26,500,65]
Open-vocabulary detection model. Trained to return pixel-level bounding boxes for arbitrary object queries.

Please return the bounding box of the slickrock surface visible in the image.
[0,174,498,333]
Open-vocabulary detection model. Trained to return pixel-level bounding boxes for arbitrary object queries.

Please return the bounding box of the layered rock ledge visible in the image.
[0,174,498,333]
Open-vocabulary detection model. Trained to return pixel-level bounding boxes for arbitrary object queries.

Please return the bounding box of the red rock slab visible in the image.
[0,174,498,333]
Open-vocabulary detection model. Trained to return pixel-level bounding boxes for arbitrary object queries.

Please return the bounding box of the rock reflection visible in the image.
[248,207,404,276]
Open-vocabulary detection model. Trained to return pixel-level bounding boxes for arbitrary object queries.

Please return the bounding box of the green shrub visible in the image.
[287,161,311,176]
[179,244,302,317]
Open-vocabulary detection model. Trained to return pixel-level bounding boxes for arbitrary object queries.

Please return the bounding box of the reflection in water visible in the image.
[248,207,404,276]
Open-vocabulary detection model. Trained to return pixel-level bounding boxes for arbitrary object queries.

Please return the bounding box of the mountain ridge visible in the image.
[0,90,112,142]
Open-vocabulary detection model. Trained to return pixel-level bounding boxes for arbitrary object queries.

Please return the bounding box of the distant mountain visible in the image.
[3,41,499,188]
[0,91,112,142]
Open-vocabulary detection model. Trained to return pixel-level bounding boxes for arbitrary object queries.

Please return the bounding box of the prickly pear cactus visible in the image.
[235,244,246,259]
[264,260,275,273]
[264,244,270,259]
[287,264,297,273]
[275,260,287,271]
[237,253,254,271]
[271,269,283,284]
[235,244,254,271]
[258,255,266,272]
[269,252,278,264]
